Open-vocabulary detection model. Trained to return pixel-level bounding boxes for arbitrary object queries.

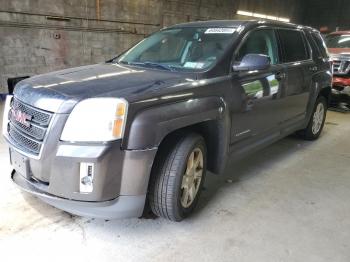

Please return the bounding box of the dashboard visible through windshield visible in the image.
[116,27,238,71]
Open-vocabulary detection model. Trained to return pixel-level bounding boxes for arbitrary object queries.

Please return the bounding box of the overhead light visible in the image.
[253,13,266,19]
[278,17,290,22]
[237,10,290,23]
[237,10,253,17]
[266,15,278,21]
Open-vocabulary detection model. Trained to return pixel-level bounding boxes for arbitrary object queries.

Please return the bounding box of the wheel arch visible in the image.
[318,85,332,105]
[156,118,230,174]
[126,96,230,174]
[305,72,332,125]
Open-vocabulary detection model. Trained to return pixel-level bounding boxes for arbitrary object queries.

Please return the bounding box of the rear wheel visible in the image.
[298,96,327,140]
[149,133,207,221]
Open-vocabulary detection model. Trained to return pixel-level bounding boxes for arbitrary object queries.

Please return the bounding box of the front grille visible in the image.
[10,113,46,140]
[7,98,53,155]
[12,98,52,126]
[333,60,350,75]
[8,124,42,154]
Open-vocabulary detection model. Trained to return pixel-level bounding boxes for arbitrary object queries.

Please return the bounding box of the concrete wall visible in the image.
[0,0,304,93]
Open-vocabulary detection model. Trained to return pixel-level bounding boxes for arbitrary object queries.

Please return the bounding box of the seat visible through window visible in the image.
[236,29,279,64]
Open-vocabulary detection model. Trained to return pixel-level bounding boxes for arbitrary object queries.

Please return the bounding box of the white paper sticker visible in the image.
[183,62,205,69]
[205,28,236,34]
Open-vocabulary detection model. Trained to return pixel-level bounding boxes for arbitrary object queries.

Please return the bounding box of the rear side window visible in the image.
[311,32,329,58]
[278,29,309,63]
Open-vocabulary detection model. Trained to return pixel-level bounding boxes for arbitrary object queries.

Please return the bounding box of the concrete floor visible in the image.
[0,101,350,262]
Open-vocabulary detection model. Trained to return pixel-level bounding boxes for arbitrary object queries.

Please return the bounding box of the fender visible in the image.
[126,96,226,150]
[304,70,332,128]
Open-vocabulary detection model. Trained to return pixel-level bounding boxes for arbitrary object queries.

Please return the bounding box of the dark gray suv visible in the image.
[2,20,332,221]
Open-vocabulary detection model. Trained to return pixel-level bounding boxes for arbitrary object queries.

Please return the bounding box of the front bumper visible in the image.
[6,138,157,202]
[331,77,350,105]
[7,142,157,218]
[12,170,146,219]
[333,76,350,87]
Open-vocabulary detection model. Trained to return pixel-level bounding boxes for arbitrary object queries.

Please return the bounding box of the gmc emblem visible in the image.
[11,109,32,127]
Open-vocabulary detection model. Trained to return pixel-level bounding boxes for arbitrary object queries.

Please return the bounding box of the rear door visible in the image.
[277,29,315,126]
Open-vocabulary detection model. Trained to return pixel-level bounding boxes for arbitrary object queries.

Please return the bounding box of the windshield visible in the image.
[116,27,238,71]
[325,34,350,48]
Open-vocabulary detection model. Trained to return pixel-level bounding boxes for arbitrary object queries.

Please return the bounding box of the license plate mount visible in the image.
[10,148,31,179]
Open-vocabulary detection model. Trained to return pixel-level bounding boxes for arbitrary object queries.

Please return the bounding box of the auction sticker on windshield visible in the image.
[205,28,236,34]
[183,62,206,69]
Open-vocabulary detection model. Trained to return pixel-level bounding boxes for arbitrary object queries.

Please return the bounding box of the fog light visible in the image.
[80,163,94,193]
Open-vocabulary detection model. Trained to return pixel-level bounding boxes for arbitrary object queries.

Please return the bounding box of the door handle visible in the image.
[275,72,286,81]
[309,66,318,72]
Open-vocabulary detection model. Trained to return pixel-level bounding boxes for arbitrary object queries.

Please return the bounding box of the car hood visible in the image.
[328,48,350,56]
[14,63,194,113]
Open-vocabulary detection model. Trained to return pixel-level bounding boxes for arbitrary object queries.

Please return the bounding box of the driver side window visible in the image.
[236,29,279,65]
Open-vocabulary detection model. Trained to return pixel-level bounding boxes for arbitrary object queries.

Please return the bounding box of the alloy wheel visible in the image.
[180,148,204,208]
[312,102,325,135]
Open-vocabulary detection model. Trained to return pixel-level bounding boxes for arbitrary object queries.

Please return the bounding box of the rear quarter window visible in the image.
[278,29,309,63]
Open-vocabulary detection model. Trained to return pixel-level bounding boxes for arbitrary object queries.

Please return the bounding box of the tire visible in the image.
[298,96,327,140]
[148,133,207,221]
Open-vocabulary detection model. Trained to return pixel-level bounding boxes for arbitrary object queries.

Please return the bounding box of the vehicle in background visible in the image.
[325,31,350,110]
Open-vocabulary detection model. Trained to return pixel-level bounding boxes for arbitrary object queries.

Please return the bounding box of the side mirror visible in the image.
[233,54,271,71]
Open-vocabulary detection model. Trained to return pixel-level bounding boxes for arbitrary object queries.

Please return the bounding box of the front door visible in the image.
[230,28,286,144]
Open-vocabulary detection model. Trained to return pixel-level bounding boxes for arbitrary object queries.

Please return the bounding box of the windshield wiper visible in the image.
[126,61,174,71]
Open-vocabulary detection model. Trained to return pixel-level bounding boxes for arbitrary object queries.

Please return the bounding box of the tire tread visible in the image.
[149,133,205,221]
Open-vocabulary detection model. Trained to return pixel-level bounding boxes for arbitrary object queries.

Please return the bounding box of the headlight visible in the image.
[60,98,128,142]
[2,95,12,137]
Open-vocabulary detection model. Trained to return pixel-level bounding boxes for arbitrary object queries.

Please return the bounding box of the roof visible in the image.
[169,20,250,28]
[167,19,301,29]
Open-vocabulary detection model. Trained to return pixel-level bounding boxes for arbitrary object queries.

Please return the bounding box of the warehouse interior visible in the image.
[1,1,350,261]
[1,0,348,92]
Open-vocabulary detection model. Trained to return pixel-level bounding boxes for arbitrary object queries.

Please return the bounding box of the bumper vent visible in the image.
[7,98,53,156]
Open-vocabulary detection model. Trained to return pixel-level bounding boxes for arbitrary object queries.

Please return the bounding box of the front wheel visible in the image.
[148,133,207,221]
[298,96,327,140]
